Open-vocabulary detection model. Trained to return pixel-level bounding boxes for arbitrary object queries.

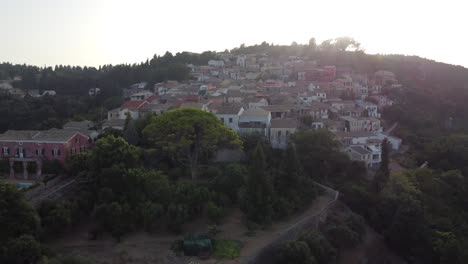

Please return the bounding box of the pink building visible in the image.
[0,129,91,180]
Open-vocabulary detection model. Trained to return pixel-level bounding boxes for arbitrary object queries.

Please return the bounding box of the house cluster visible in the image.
[103,53,401,168]
[0,52,403,183]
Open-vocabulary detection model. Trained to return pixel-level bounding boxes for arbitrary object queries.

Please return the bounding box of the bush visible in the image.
[38,201,72,237]
[325,225,360,249]
[4,235,42,264]
[276,241,317,264]
[272,197,294,220]
[213,240,241,259]
[346,213,366,239]
[299,231,337,264]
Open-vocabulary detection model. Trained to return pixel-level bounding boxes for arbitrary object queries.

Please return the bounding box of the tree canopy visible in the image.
[0,182,42,264]
[143,108,242,180]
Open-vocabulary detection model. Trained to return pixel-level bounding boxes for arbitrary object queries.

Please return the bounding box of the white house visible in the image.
[346,145,374,167]
[356,101,380,118]
[377,132,402,151]
[270,119,299,149]
[341,116,382,132]
[368,95,394,109]
[216,105,244,131]
[107,101,149,120]
[238,109,271,136]
[236,55,247,68]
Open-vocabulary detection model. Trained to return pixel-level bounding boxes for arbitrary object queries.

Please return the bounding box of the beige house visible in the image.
[269,119,299,149]
[341,116,381,132]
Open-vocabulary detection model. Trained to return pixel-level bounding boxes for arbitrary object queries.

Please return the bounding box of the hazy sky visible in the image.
[1,0,467,67]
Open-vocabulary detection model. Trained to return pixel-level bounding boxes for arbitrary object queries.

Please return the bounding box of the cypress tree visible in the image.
[244,143,274,225]
[123,115,139,145]
[373,138,390,192]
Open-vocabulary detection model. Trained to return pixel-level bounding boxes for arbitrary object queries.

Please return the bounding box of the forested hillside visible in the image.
[2,38,468,263]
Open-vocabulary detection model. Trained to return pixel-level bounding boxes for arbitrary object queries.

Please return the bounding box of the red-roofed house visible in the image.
[0,129,91,180]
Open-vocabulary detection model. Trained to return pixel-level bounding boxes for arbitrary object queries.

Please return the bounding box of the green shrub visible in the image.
[325,224,360,249]
[276,241,317,264]
[299,231,337,264]
[213,240,241,259]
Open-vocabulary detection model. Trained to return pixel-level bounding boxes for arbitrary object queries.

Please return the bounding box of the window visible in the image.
[2,147,9,155]
[17,148,25,157]
[71,148,76,155]
[286,131,290,136]
[220,118,224,122]
[277,131,282,137]
[229,118,233,123]
[80,146,86,152]
[52,149,61,156]
[35,149,45,156]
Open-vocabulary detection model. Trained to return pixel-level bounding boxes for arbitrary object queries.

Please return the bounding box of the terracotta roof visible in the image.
[0,129,87,143]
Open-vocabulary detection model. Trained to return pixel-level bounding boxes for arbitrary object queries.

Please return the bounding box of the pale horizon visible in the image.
[1,0,467,68]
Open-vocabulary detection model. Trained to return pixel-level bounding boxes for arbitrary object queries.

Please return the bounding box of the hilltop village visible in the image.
[0,52,402,176]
